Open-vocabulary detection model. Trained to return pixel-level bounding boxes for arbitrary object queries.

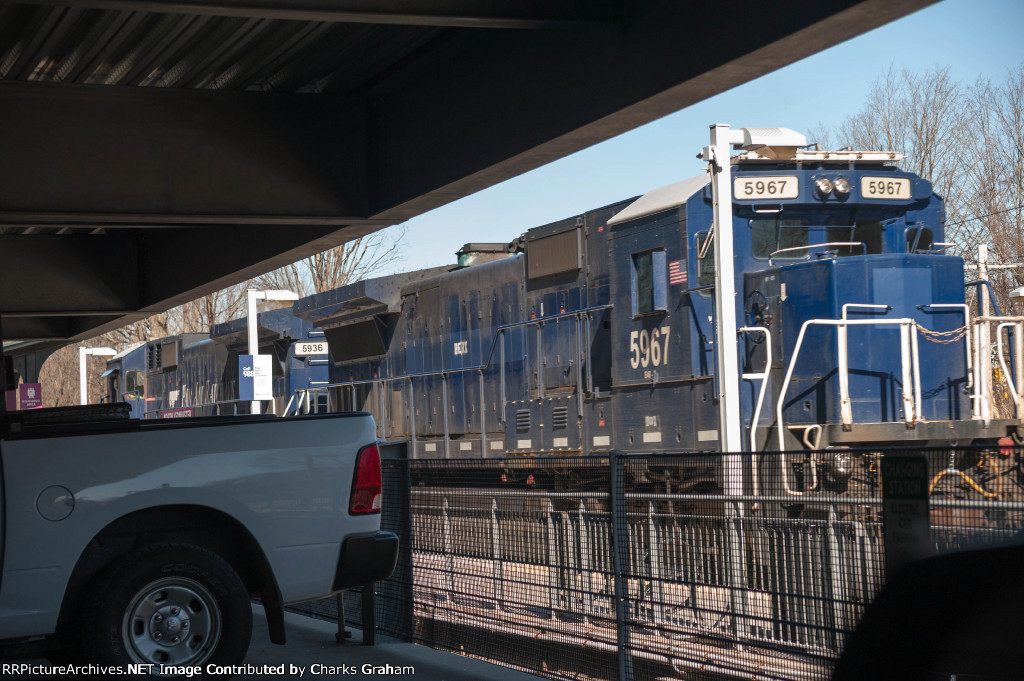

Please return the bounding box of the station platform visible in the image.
[12,606,540,681]
[243,605,538,681]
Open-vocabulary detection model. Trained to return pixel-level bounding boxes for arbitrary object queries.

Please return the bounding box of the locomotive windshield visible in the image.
[750,213,884,259]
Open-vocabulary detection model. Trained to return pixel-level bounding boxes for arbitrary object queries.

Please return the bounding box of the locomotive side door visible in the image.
[607,210,693,450]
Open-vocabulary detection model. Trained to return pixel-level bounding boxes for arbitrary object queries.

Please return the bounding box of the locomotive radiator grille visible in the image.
[515,409,531,430]
[552,406,569,429]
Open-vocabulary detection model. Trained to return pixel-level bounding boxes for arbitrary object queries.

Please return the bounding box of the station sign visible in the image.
[881,454,931,578]
[293,341,329,356]
[19,383,42,409]
[239,354,273,401]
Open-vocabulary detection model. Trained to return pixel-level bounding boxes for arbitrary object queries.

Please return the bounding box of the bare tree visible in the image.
[818,64,1024,299]
[821,64,1024,418]
[256,226,407,297]
[36,342,110,407]
[961,66,1024,315]
[37,344,79,407]
[98,312,169,351]
[167,284,249,334]
[37,227,407,404]
[836,66,974,245]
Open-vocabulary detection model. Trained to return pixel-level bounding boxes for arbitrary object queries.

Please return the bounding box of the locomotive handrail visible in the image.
[738,326,771,496]
[966,279,1003,317]
[775,317,924,496]
[838,305,891,427]
[919,304,973,400]
[768,241,866,264]
[996,319,1024,420]
[294,304,615,393]
[287,304,614,450]
[282,386,330,417]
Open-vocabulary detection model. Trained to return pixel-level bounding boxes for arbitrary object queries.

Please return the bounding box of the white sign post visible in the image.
[246,288,299,414]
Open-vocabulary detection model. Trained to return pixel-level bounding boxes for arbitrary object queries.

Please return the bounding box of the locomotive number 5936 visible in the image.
[629,326,671,369]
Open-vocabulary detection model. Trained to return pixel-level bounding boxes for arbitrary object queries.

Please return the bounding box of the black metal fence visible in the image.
[291,447,1024,681]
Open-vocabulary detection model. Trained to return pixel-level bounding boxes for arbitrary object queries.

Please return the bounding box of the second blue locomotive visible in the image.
[104,308,329,418]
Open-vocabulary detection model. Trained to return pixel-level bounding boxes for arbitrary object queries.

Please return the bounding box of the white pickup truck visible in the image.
[0,403,398,671]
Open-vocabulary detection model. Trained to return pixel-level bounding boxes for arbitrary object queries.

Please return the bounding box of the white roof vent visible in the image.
[733,127,807,160]
[737,127,808,150]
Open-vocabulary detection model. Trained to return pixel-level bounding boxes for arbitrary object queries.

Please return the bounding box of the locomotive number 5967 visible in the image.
[629,326,671,369]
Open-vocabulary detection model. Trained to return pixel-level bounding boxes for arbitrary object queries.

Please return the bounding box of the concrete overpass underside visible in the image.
[0,0,935,351]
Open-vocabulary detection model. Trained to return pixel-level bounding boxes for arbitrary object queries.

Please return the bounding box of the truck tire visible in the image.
[82,542,252,674]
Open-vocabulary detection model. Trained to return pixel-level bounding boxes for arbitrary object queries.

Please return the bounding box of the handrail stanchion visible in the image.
[738,326,771,497]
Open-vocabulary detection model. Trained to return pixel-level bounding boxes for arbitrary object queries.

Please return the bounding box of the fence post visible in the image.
[646,502,664,628]
[826,504,846,652]
[579,500,593,621]
[443,496,454,595]
[491,498,504,610]
[609,452,633,681]
[726,498,748,647]
[378,442,413,640]
[545,497,559,619]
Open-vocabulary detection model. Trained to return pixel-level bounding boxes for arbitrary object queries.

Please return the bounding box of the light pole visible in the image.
[246,288,299,414]
[80,346,117,405]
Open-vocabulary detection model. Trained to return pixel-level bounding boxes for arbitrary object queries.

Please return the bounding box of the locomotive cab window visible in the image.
[751,217,810,259]
[695,232,715,294]
[632,250,667,316]
[124,369,145,399]
[827,218,884,256]
[906,226,934,253]
[752,214,885,259]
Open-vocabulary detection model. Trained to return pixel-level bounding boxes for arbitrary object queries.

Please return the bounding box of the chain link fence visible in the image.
[289,446,1024,681]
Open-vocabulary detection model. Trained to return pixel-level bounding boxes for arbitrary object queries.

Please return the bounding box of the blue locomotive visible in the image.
[103,308,329,418]
[304,129,1024,499]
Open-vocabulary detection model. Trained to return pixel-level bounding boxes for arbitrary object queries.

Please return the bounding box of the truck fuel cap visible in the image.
[37,485,75,521]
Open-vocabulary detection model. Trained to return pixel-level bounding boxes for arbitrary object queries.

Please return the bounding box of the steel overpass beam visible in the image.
[0,82,369,225]
[365,0,933,221]
[14,0,625,29]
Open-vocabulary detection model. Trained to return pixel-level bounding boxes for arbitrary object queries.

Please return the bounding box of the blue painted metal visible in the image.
[293,158,1006,458]
[104,308,327,418]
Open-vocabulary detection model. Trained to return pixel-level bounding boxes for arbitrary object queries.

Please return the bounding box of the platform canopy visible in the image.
[0,0,936,347]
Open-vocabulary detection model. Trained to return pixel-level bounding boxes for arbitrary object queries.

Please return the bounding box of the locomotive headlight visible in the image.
[814,177,833,196]
[822,450,854,481]
[833,177,851,195]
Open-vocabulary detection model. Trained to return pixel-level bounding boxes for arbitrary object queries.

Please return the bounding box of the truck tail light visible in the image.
[350,443,382,514]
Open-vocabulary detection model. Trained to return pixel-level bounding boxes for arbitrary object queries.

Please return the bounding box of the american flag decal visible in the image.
[668,260,687,285]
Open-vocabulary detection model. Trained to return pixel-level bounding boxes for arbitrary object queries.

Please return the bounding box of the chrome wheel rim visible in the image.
[121,577,222,668]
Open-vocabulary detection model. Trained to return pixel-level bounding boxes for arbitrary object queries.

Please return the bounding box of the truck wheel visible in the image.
[83,543,252,672]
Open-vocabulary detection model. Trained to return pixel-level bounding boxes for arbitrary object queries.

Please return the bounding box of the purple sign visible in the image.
[19,383,42,409]
[161,407,194,419]
[5,390,15,411]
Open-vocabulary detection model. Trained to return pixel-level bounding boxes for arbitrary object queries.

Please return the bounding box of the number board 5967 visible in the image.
[733,176,799,200]
[861,177,911,200]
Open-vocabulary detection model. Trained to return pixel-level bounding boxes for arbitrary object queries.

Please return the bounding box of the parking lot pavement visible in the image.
[5,606,539,681]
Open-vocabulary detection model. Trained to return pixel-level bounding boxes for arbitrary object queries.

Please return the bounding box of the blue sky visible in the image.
[380,0,1024,273]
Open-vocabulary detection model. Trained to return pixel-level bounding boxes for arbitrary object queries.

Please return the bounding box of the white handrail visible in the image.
[927,304,972,395]
[775,317,922,496]
[996,320,1024,420]
[839,304,889,426]
[739,326,771,497]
